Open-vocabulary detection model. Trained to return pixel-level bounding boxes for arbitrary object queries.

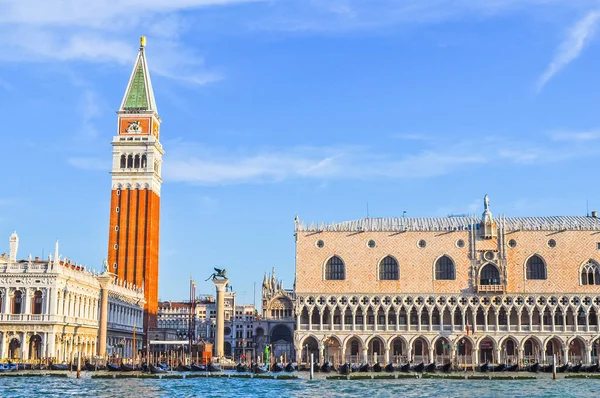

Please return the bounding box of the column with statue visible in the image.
[206,268,229,360]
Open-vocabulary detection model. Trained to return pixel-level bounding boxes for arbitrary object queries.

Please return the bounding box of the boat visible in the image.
[425,362,436,373]
[412,362,424,372]
[284,362,296,372]
[191,364,207,372]
[505,364,518,372]
[271,363,284,372]
[399,363,411,372]
[526,363,539,372]
[491,364,505,372]
[583,364,598,373]
[373,362,382,373]
[313,362,320,372]
[252,364,268,374]
[384,363,395,372]
[120,363,135,372]
[358,363,371,372]
[106,363,121,372]
[338,363,351,375]
[176,364,192,372]
[84,362,97,371]
[320,362,334,373]
[50,363,69,371]
[0,363,16,372]
[441,362,452,372]
[557,364,569,373]
[542,364,552,373]
[477,362,489,372]
[351,364,359,373]
[568,363,582,373]
[208,363,222,372]
[149,364,167,374]
[236,363,249,372]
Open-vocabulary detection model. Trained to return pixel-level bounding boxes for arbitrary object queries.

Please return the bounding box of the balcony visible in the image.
[0,314,58,322]
[477,284,505,293]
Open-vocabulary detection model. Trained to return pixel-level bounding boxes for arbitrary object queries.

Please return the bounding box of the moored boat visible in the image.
[358,363,371,372]
[176,364,192,372]
[252,364,268,374]
[477,362,489,372]
[384,363,395,372]
[284,362,296,372]
[106,363,120,372]
[568,363,582,373]
[150,364,167,374]
[350,364,359,373]
[236,363,249,372]
[191,364,207,372]
[208,363,222,372]
[526,362,539,372]
[557,364,568,373]
[120,363,135,372]
[271,363,284,372]
[505,364,519,372]
[491,364,505,372]
[583,364,598,373]
[373,363,382,373]
[425,362,436,373]
[412,362,424,372]
[399,363,410,372]
[339,363,351,375]
[320,362,334,373]
[50,363,69,371]
[441,362,452,372]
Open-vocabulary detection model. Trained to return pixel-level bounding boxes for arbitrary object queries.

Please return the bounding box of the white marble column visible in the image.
[213,278,229,358]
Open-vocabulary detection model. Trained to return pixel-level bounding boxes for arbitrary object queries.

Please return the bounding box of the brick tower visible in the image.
[107,37,163,331]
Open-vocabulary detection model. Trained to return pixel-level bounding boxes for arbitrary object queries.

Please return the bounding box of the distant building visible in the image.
[255,268,295,362]
[0,232,144,361]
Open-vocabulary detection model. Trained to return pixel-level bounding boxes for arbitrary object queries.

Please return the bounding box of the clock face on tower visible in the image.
[126,121,142,134]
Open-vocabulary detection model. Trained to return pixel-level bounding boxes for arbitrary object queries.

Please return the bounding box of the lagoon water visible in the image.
[2,375,600,398]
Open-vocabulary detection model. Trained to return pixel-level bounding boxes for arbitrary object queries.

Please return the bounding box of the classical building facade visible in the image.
[294,196,600,366]
[107,37,163,331]
[0,232,144,361]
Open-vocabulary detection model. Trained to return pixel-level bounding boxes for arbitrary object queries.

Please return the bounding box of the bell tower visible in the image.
[107,36,163,330]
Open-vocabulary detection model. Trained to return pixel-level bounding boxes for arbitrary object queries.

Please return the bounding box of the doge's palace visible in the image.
[294,196,600,367]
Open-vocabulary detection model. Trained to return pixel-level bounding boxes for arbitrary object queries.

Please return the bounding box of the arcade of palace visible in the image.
[294,196,600,366]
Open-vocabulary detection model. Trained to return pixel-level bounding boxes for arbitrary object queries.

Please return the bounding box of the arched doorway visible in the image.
[412,337,429,364]
[523,337,542,364]
[390,337,407,363]
[479,337,495,363]
[545,337,564,365]
[323,336,341,365]
[29,335,42,360]
[568,338,585,364]
[434,337,451,364]
[501,337,518,365]
[301,336,319,365]
[367,336,385,363]
[456,337,473,367]
[8,338,21,359]
[270,324,295,363]
[345,337,362,364]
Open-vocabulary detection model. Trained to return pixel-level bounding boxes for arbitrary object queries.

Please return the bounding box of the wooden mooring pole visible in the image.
[552,354,557,380]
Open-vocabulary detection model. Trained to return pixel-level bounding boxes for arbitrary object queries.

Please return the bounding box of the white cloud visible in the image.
[0,0,257,84]
[537,10,600,91]
[550,130,600,142]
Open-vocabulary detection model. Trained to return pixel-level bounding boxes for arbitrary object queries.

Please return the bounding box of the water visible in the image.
[1,375,600,397]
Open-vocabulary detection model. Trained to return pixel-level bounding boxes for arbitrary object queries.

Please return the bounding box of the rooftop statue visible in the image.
[206,267,227,281]
[484,194,490,211]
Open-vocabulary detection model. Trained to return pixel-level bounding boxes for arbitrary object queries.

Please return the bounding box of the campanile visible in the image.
[107,37,163,330]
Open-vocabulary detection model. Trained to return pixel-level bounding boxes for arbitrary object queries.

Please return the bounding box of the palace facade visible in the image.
[294,196,600,366]
[0,232,144,361]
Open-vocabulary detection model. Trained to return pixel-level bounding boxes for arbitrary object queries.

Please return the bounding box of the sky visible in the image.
[1,0,600,306]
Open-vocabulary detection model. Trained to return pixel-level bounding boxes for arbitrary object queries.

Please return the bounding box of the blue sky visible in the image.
[1,0,600,305]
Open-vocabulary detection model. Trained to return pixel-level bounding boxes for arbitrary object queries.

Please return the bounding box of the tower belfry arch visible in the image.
[107,37,164,331]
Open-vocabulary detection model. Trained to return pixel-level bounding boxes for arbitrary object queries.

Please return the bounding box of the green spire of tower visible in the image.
[120,36,158,114]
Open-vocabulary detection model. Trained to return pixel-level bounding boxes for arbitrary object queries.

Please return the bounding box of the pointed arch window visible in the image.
[32,290,43,314]
[134,154,140,168]
[325,256,345,280]
[480,264,500,285]
[379,256,399,280]
[581,260,600,285]
[526,255,547,280]
[435,255,455,280]
[120,155,126,168]
[127,154,133,168]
